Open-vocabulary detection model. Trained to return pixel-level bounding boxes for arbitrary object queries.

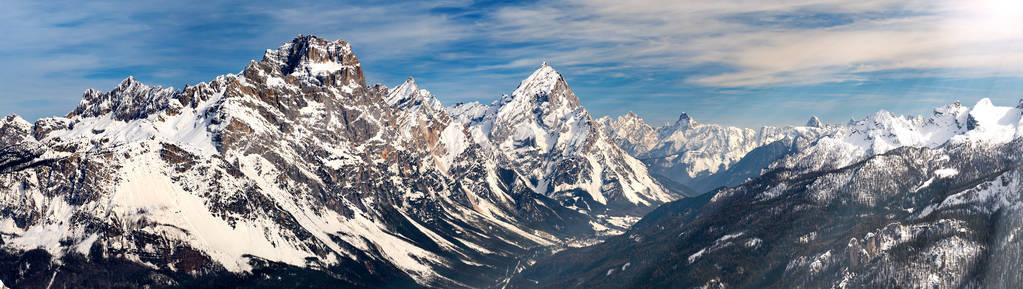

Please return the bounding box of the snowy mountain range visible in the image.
[511,98,1023,288]
[3,34,1023,289]
[0,36,674,288]
[597,111,830,194]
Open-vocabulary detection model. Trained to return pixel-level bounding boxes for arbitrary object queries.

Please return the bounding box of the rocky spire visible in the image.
[806,115,824,128]
[675,112,694,127]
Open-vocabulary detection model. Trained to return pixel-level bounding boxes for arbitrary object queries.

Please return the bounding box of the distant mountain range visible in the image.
[3,35,1023,289]
[597,111,829,195]
[512,98,1023,289]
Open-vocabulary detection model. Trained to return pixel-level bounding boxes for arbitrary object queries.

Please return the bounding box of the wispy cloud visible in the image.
[483,0,1023,88]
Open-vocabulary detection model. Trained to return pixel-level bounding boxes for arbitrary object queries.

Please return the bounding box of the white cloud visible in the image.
[479,0,1023,87]
[264,1,470,59]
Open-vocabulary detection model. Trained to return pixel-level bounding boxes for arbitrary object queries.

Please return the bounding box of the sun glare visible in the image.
[976,0,1023,27]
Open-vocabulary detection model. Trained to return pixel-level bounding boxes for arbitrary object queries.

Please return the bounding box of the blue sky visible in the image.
[3,0,1023,127]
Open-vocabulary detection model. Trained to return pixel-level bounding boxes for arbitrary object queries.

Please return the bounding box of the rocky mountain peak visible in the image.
[385,76,440,110]
[0,114,33,146]
[492,63,590,150]
[117,75,140,89]
[806,115,824,128]
[466,62,674,208]
[510,62,581,111]
[259,35,365,87]
[67,76,176,121]
[618,111,651,128]
[675,112,695,127]
[490,62,590,146]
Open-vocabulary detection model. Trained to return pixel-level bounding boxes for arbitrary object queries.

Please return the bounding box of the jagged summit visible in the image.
[806,115,824,128]
[508,62,581,110]
[493,62,588,152]
[119,75,138,87]
[0,114,33,146]
[258,35,365,87]
[675,112,694,127]
[514,62,559,93]
[68,75,176,121]
[473,61,673,208]
[385,76,419,105]
[385,76,441,110]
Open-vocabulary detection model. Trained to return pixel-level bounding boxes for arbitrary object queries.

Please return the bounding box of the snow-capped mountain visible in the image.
[511,99,1023,289]
[598,112,829,194]
[806,115,825,128]
[383,77,462,170]
[450,63,675,214]
[10,32,1020,289]
[597,111,659,155]
[0,36,674,288]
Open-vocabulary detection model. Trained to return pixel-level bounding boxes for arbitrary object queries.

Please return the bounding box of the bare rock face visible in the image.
[0,35,674,288]
[260,34,366,87]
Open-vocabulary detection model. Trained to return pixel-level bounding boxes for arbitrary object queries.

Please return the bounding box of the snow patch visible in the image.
[934,168,959,178]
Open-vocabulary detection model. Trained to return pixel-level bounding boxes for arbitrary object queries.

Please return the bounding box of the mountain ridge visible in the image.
[5,33,1023,289]
[0,35,675,288]
[598,110,829,195]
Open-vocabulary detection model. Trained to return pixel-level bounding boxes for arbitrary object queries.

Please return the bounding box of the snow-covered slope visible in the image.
[0,36,675,288]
